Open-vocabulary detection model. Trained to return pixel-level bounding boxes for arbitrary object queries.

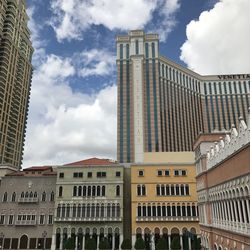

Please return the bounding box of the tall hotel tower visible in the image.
[117,30,250,163]
[0,0,33,169]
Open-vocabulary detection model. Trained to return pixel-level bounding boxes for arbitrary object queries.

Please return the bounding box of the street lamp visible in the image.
[0,232,4,250]
[42,231,47,250]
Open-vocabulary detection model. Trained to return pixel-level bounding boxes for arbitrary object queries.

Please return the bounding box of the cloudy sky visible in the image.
[23,0,250,168]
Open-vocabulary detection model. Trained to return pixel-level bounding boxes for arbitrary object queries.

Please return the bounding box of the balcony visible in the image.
[15,220,36,226]
[54,217,122,222]
[136,216,199,222]
[18,197,39,203]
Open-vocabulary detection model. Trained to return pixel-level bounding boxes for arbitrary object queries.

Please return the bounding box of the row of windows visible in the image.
[0,214,53,225]
[137,184,190,196]
[137,204,198,217]
[156,184,190,196]
[73,185,120,197]
[56,203,121,218]
[138,169,187,177]
[59,171,121,179]
[1,191,55,202]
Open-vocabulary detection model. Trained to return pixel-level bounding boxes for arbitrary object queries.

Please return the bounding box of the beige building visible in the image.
[194,112,250,250]
[0,166,56,249]
[131,152,200,250]
[52,158,124,250]
[116,30,250,163]
[0,0,33,169]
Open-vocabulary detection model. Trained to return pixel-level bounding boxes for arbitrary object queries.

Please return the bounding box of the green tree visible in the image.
[99,237,110,250]
[134,237,145,250]
[121,239,132,250]
[191,236,201,250]
[64,237,75,250]
[156,237,168,250]
[171,236,181,250]
[85,238,97,250]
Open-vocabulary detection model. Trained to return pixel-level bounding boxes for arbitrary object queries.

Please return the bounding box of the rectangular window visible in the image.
[97,172,106,178]
[73,172,78,178]
[182,170,187,176]
[79,172,83,178]
[59,173,64,178]
[73,172,83,178]
[48,215,53,225]
[157,170,162,176]
[39,215,45,225]
[0,215,5,225]
[165,170,170,176]
[116,171,121,177]
[138,170,144,177]
[87,172,92,178]
[8,215,14,225]
[174,170,179,176]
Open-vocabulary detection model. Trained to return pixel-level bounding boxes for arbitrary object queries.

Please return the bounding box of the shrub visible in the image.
[99,237,110,250]
[64,237,75,250]
[156,237,168,250]
[171,236,181,250]
[121,239,132,250]
[134,238,145,250]
[85,238,97,250]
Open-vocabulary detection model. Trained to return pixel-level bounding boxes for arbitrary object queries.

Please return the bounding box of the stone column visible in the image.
[112,234,115,250]
[51,234,56,250]
[180,235,183,250]
[60,234,63,250]
[97,235,99,250]
[188,237,191,250]
[132,235,136,249]
[82,235,85,250]
[75,235,78,250]
[168,235,171,250]
[119,234,123,249]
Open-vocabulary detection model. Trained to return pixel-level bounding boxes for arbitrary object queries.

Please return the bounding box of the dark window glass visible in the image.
[59,173,64,178]
[116,171,121,177]
[165,170,170,176]
[87,172,92,178]
[157,170,162,176]
[138,170,144,176]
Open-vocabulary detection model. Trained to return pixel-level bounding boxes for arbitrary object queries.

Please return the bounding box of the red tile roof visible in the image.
[24,166,53,171]
[64,157,117,166]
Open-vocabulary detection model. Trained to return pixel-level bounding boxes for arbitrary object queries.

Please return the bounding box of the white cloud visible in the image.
[49,0,180,42]
[23,5,118,168]
[75,49,116,77]
[23,54,117,168]
[180,0,250,75]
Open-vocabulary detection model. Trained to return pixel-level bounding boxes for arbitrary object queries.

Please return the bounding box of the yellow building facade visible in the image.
[131,152,200,250]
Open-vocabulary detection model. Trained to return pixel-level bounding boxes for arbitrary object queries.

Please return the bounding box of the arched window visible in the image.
[137,185,141,196]
[11,192,16,202]
[73,186,77,197]
[176,185,180,195]
[30,192,33,198]
[96,204,100,218]
[72,204,76,217]
[86,204,91,217]
[50,191,55,201]
[57,204,61,217]
[107,203,111,217]
[34,192,38,198]
[25,191,29,198]
[142,185,146,196]
[97,186,101,196]
[166,185,170,195]
[3,192,8,202]
[102,186,105,196]
[61,204,66,218]
[161,185,165,196]
[185,185,189,195]
[180,185,185,195]
[77,204,81,217]
[82,204,86,218]
[66,204,70,217]
[87,186,91,196]
[78,186,82,196]
[116,185,120,196]
[117,204,120,217]
[21,192,24,198]
[100,204,105,217]
[92,186,96,197]
[42,191,46,202]
[59,186,63,197]
[83,186,86,197]
[111,203,116,217]
[156,185,160,196]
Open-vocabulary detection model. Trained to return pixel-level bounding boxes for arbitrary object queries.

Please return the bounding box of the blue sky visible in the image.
[23,0,250,167]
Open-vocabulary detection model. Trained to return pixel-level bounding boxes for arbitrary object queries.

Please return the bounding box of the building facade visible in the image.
[51,158,124,250]
[116,30,250,163]
[131,152,200,250]
[194,113,250,250]
[0,166,56,249]
[0,0,33,169]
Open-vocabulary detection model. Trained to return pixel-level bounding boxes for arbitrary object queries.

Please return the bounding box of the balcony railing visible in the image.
[54,217,122,222]
[18,197,39,203]
[136,216,199,222]
[15,220,36,226]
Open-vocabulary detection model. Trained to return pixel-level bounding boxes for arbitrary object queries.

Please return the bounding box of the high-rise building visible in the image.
[0,0,33,169]
[116,30,250,163]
